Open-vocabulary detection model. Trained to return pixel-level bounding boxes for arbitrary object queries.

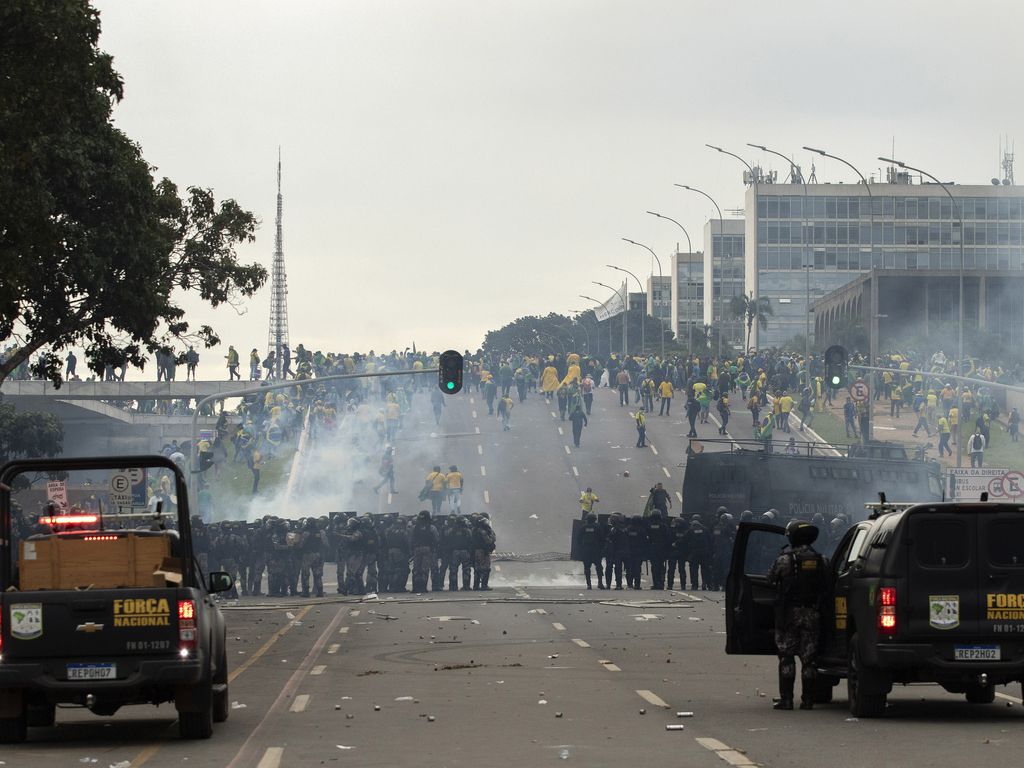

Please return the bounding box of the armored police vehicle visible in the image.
[682,439,944,526]
[0,456,233,742]
[726,500,1024,716]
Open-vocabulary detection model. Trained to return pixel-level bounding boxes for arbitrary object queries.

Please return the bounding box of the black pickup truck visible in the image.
[727,501,1024,716]
[0,456,234,741]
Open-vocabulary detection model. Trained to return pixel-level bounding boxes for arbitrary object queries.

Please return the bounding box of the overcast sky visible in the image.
[92,0,1023,376]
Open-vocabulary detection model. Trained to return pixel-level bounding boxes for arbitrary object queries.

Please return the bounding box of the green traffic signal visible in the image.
[831,375,841,385]
[446,381,455,390]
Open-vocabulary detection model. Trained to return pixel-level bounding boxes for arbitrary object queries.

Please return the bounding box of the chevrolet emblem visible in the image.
[75,622,104,633]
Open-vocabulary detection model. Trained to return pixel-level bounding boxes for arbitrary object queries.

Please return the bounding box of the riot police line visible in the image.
[571,506,851,591]
[190,510,498,598]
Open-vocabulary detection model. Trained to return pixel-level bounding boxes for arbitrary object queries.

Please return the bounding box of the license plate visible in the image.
[954,645,1000,661]
[67,663,116,680]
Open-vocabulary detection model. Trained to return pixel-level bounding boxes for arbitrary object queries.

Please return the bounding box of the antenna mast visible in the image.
[267,148,290,380]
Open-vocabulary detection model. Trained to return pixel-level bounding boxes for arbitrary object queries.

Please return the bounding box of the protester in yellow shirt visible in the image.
[446,465,464,513]
[658,379,674,416]
[778,392,794,433]
[579,488,599,519]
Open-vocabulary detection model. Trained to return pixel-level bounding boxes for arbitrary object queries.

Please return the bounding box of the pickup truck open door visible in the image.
[726,522,787,654]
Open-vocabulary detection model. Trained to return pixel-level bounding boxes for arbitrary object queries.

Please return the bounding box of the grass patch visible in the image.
[973,423,1024,472]
[205,441,298,516]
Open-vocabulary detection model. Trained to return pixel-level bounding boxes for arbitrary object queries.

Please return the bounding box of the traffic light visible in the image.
[824,345,848,389]
[438,350,463,394]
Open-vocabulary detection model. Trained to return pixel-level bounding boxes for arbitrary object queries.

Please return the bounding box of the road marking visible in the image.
[550,411,557,418]
[474,426,480,434]
[472,410,478,419]
[558,427,564,435]
[696,738,730,752]
[564,445,571,454]
[494,564,501,572]
[349,610,361,617]
[477,444,483,455]
[327,643,341,654]
[338,626,349,634]
[662,466,671,478]
[572,466,579,477]
[310,665,327,676]
[997,691,1023,704]
[572,638,591,648]
[289,694,310,713]
[470,398,475,404]
[484,490,490,504]
[601,661,621,672]
[387,493,392,505]
[636,689,670,708]
[675,491,683,503]
[228,605,312,685]
[480,465,487,476]
[532,607,548,615]
[256,748,284,768]
[552,622,566,631]
[696,737,756,766]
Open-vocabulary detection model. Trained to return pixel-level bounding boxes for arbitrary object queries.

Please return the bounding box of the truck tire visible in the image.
[812,675,837,704]
[965,684,995,704]
[26,703,56,728]
[0,713,28,744]
[177,684,213,740]
[848,634,887,718]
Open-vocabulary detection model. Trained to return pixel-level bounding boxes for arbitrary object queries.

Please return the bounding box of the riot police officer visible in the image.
[447,516,474,591]
[767,519,829,711]
[667,516,689,590]
[576,512,605,590]
[646,510,671,590]
[625,515,647,589]
[410,510,439,592]
[471,513,496,591]
[682,515,710,590]
[384,518,411,592]
[604,512,629,590]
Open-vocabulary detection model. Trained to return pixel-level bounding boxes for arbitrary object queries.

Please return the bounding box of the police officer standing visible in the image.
[576,513,605,590]
[410,510,438,593]
[767,519,829,711]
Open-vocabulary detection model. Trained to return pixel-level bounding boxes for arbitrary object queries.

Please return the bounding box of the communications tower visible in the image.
[266,149,289,379]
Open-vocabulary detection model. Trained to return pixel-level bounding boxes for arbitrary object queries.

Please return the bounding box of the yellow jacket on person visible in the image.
[427,471,447,492]
[579,491,599,512]
[446,471,463,489]
[540,366,560,393]
[658,381,673,398]
[561,364,582,387]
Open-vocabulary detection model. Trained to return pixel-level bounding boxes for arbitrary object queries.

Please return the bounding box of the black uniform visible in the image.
[645,513,671,590]
[576,515,605,589]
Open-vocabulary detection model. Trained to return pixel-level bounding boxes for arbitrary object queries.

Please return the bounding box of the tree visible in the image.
[0,402,63,464]
[729,292,773,352]
[0,1,267,386]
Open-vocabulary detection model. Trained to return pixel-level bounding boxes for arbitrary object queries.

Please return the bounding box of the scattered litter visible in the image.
[374,705,381,711]
[289,621,303,627]
[496,681,504,684]
[559,748,570,760]
[285,612,295,620]
[529,514,539,519]
[632,614,663,622]
[79,760,98,765]
[110,762,131,768]
[555,712,563,718]
[638,708,646,715]
[619,458,631,462]
[341,696,352,700]
[231,701,247,710]
[665,724,686,731]
[688,617,702,622]
[427,715,436,722]
[748,728,768,732]
[548,654,560,659]
[346,714,355,719]
[362,593,379,601]
[334,705,341,710]
[336,745,355,750]
[538,699,549,705]
[845,717,859,723]
[676,712,694,718]
[395,696,415,702]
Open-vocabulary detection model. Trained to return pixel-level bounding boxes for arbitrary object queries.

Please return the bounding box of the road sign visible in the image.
[947,467,1016,501]
[46,480,68,508]
[849,379,869,403]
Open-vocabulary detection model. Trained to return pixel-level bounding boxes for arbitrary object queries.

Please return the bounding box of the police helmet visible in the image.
[417,510,430,521]
[811,513,825,526]
[586,512,597,523]
[716,505,728,517]
[346,517,360,529]
[761,509,778,523]
[650,508,662,518]
[785,519,819,546]
[690,514,702,524]
[719,513,735,527]
[739,510,753,523]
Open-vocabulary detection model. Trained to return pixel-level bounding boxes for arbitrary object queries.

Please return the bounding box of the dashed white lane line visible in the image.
[474,426,480,434]
[564,445,571,454]
[480,465,487,476]
[532,607,548,615]
[310,665,327,676]
[552,622,566,631]
[477,445,483,455]
[256,747,284,768]
[387,493,392,505]
[572,466,579,477]
[349,610,361,617]
[662,466,671,478]
[572,638,591,648]
[676,491,683,503]
[327,644,341,654]
[550,411,558,418]
[650,444,658,455]
[636,689,670,708]
[470,398,475,404]
[558,427,564,435]
[472,410,478,419]
[289,694,310,713]
[484,490,490,504]
[338,627,349,634]
[997,691,1023,704]
[696,738,756,767]
[599,660,621,672]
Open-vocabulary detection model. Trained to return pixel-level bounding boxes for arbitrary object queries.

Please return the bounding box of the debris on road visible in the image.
[336,745,355,750]
[538,699,548,705]
[395,696,415,701]
[231,701,247,709]
[665,725,686,731]
[676,712,694,718]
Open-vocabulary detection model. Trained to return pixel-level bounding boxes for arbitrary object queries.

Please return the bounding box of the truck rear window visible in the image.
[987,520,1024,567]
[915,519,969,568]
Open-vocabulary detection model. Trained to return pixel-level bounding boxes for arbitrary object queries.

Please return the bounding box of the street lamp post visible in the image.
[580,294,611,358]
[569,313,591,354]
[675,184,726,359]
[647,211,695,353]
[879,156,966,467]
[623,238,665,359]
[594,281,628,357]
[805,146,876,441]
[607,265,645,356]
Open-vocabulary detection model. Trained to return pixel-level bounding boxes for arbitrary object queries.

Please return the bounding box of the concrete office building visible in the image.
[646,275,673,328]
[743,180,1024,350]
[704,219,746,350]
[670,251,704,347]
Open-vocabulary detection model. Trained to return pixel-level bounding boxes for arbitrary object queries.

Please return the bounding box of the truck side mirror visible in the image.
[208,571,234,593]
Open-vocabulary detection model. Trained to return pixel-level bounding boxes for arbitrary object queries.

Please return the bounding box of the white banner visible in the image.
[946,467,1024,501]
[593,282,626,322]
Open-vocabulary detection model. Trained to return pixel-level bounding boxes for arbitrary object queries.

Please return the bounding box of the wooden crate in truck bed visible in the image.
[19,533,173,590]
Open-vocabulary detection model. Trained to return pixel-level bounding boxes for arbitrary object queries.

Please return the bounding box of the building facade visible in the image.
[703,220,746,351]
[744,182,1024,349]
[671,251,704,348]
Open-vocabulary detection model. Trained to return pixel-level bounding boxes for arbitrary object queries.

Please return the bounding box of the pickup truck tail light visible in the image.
[878,586,897,636]
[178,599,197,657]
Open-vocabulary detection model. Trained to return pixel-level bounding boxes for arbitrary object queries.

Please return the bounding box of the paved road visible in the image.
[8,385,1022,765]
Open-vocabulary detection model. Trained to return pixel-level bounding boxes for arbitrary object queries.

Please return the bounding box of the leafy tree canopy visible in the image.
[0,0,267,386]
